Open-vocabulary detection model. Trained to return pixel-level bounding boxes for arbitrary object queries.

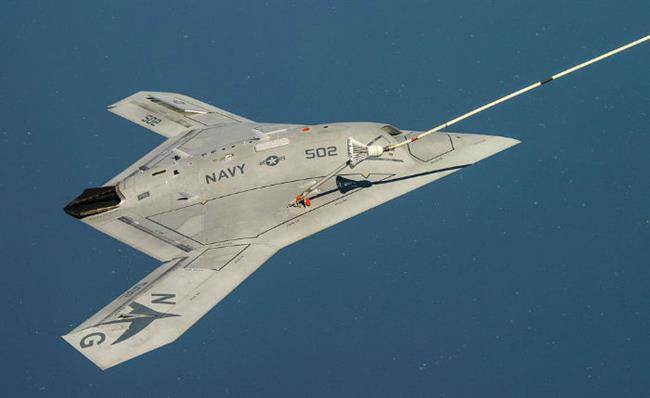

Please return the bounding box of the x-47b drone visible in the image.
[63,35,648,369]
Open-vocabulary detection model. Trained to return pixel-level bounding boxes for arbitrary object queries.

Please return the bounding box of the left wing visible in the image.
[62,243,277,370]
[108,91,253,138]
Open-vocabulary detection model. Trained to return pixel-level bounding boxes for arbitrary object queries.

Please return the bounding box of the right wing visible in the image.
[62,243,277,370]
[108,91,253,138]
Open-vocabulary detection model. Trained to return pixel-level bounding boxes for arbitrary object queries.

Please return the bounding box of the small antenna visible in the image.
[290,35,649,207]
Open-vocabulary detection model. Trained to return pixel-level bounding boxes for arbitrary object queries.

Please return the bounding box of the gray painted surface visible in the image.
[1,1,648,396]
[63,95,519,368]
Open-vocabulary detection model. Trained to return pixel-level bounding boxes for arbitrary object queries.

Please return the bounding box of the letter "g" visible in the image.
[80,332,106,348]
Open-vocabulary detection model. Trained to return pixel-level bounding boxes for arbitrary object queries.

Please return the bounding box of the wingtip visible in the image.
[509,138,522,146]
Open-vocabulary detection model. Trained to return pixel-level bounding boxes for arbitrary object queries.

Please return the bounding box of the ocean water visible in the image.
[0,1,648,396]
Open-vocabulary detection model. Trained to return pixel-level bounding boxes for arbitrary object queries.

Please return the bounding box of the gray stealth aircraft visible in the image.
[63,36,648,369]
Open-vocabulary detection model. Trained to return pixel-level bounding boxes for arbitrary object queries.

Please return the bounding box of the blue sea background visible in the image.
[1,1,648,396]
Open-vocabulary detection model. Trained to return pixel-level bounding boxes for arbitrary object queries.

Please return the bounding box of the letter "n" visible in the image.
[205,173,217,184]
[151,293,176,305]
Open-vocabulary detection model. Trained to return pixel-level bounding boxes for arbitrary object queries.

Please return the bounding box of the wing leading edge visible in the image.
[62,243,277,370]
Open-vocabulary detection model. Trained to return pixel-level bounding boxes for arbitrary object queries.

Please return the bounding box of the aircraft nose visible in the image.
[446,133,521,164]
[451,133,521,151]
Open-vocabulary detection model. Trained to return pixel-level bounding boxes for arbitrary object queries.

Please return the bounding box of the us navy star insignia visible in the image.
[260,155,285,166]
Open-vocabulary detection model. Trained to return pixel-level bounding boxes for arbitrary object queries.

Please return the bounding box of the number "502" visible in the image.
[305,146,337,159]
